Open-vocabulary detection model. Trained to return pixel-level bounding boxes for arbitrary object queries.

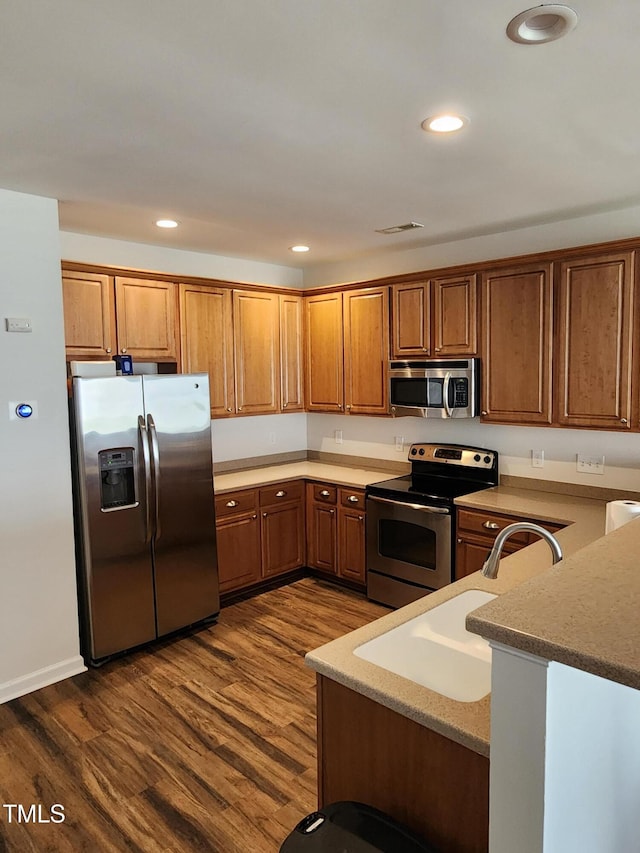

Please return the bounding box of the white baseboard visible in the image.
[0,656,87,704]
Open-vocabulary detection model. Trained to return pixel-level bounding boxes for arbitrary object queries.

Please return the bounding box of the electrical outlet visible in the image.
[395,435,404,452]
[576,454,605,475]
[334,429,343,445]
[531,449,544,468]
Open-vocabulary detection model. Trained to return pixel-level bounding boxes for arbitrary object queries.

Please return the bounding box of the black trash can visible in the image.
[279,801,440,853]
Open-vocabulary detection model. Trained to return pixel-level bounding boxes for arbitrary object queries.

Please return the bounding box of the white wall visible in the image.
[60,231,303,288]
[211,413,307,463]
[303,203,640,287]
[0,189,85,702]
[306,413,640,492]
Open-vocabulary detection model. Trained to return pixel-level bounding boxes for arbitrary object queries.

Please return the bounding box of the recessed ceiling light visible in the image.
[421,115,468,134]
[507,5,578,44]
[155,219,179,228]
[290,245,310,253]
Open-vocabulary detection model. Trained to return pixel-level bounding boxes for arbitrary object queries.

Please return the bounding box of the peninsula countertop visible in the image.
[306,485,608,757]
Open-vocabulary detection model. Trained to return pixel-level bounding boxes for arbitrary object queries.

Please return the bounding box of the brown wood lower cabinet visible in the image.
[318,676,489,853]
[306,483,367,586]
[215,481,305,594]
[455,507,565,580]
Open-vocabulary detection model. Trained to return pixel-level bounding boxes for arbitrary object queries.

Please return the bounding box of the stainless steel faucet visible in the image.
[481,522,563,579]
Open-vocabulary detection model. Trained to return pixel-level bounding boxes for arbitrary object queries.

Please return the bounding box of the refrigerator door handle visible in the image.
[138,415,153,543]
[147,414,162,542]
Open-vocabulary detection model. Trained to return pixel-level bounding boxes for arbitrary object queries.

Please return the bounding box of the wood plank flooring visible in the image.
[0,578,386,852]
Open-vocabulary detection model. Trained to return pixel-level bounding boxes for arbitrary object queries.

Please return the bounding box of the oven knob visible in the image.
[410,448,417,455]
[474,454,481,462]
[484,455,492,464]
[418,448,425,456]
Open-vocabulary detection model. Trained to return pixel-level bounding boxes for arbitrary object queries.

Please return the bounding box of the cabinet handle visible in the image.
[320,490,331,497]
[121,348,127,354]
[238,407,243,412]
[457,538,463,543]
[283,402,288,408]
[346,404,351,410]
[226,500,239,508]
[275,490,286,497]
[435,347,441,352]
[106,347,112,354]
[252,514,257,519]
[263,512,268,517]
[358,515,364,521]
[481,410,488,416]
[348,495,359,503]
[483,521,500,529]
[226,407,233,412]
[621,418,628,424]
[329,509,335,515]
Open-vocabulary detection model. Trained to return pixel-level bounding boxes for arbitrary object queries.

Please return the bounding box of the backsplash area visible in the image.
[212,411,640,493]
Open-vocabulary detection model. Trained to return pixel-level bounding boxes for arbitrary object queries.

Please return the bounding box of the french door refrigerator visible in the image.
[71,373,219,665]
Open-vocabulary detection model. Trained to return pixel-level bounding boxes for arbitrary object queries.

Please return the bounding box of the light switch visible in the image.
[5,317,32,333]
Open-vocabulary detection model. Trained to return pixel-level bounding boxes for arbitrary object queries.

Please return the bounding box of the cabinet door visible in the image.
[306,485,337,572]
[455,536,520,581]
[62,270,116,359]
[391,282,431,357]
[279,293,304,412]
[261,501,305,577]
[305,293,344,412]
[179,284,235,417]
[556,252,634,430]
[480,264,553,424]
[338,508,366,584]
[114,277,179,361]
[216,511,261,593]
[432,274,478,356]
[233,290,280,415]
[344,287,390,415]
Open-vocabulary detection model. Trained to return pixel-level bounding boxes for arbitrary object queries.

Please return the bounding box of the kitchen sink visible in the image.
[353,589,498,702]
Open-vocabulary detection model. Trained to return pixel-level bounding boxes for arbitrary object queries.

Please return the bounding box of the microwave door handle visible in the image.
[443,372,453,417]
[138,415,153,543]
[147,414,161,542]
[367,495,450,514]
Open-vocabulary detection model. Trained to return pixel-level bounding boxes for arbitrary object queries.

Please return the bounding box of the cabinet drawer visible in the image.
[339,487,366,510]
[215,489,258,519]
[457,508,531,545]
[259,480,304,507]
[311,484,337,504]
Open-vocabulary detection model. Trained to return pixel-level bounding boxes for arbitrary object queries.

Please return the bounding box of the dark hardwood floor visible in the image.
[0,578,386,852]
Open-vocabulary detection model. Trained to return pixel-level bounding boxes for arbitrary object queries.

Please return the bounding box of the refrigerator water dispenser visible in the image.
[99,449,136,510]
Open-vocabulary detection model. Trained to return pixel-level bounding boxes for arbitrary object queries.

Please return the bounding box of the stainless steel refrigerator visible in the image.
[71,373,219,665]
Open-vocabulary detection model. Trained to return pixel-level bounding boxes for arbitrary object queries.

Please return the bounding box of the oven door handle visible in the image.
[366,495,450,514]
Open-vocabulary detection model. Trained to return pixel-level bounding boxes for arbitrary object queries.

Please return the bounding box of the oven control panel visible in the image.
[408,443,496,469]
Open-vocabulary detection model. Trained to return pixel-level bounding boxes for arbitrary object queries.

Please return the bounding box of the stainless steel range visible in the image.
[366,443,499,608]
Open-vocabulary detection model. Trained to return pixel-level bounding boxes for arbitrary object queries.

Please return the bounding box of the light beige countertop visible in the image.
[214,461,393,493]
[306,485,608,757]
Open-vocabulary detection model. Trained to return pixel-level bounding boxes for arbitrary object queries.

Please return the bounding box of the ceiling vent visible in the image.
[375,222,424,235]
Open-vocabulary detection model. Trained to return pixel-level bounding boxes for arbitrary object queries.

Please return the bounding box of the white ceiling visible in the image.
[3,1,640,268]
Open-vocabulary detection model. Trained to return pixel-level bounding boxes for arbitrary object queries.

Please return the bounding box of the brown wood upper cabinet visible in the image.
[179,284,235,417]
[306,287,389,415]
[480,263,554,425]
[114,277,179,361]
[391,275,478,358]
[279,293,304,412]
[63,270,179,362]
[62,269,117,359]
[233,290,280,415]
[555,251,634,430]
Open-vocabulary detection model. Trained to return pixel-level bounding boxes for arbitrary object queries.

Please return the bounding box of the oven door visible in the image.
[366,494,452,607]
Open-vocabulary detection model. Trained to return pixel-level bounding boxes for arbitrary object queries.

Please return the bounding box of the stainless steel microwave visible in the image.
[389,358,480,418]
